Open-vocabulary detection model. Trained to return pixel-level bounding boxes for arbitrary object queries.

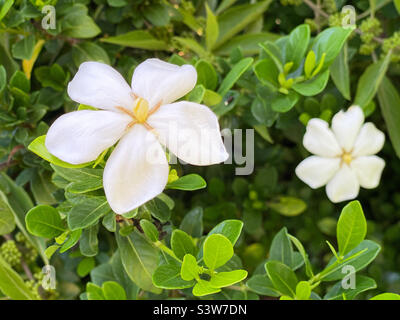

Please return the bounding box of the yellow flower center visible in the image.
[133,97,149,123]
[342,152,353,165]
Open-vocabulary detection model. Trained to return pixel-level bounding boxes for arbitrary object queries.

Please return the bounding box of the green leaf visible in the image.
[330,44,351,100]
[370,293,400,300]
[86,283,105,300]
[267,196,306,216]
[116,229,161,294]
[286,24,310,71]
[11,34,35,60]
[171,229,197,260]
[25,205,65,238]
[77,257,96,277]
[265,260,298,298]
[269,227,295,268]
[71,42,110,67]
[60,229,82,253]
[28,136,93,168]
[140,220,159,242]
[80,224,99,257]
[31,171,57,205]
[377,77,400,158]
[142,3,170,27]
[173,37,208,58]
[144,197,171,223]
[354,54,391,109]
[324,275,376,300]
[253,57,279,88]
[203,234,234,270]
[337,201,367,256]
[246,274,280,297]
[0,173,47,264]
[68,196,111,231]
[292,69,330,96]
[218,57,253,97]
[312,26,354,70]
[102,212,116,232]
[102,281,127,300]
[44,244,60,260]
[210,270,248,288]
[215,0,272,49]
[0,0,13,21]
[0,191,15,235]
[288,235,313,278]
[213,32,280,56]
[195,60,218,91]
[192,279,221,296]
[101,30,169,50]
[208,219,243,245]
[153,263,195,289]
[62,5,101,39]
[321,240,381,281]
[188,84,206,103]
[271,91,299,112]
[180,207,203,238]
[205,4,219,51]
[295,281,311,300]
[0,255,38,300]
[181,254,200,281]
[166,174,206,191]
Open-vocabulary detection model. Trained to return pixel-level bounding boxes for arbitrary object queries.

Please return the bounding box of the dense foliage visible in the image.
[1,0,400,300]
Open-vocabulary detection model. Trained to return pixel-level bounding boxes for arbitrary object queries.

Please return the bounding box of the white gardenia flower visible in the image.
[295,105,385,203]
[46,59,229,214]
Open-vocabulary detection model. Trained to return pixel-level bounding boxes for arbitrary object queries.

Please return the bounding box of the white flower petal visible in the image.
[131,58,197,107]
[68,62,134,111]
[46,110,131,164]
[147,101,229,165]
[326,164,360,203]
[295,156,341,189]
[103,125,169,214]
[352,123,385,157]
[331,105,364,152]
[350,156,385,189]
[303,119,342,157]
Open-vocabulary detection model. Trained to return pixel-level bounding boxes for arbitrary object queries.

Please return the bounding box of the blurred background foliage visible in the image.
[0,0,400,300]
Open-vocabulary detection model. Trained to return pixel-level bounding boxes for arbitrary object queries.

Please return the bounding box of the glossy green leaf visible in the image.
[166,174,207,191]
[265,260,298,298]
[171,229,197,260]
[203,234,234,270]
[337,201,367,256]
[25,205,65,238]
[210,270,248,288]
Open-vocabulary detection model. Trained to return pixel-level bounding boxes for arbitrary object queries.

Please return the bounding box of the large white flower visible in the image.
[295,105,385,203]
[46,59,228,214]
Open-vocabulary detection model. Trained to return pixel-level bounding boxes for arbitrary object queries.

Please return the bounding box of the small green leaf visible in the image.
[265,260,298,298]
[140,220,159,242]
[180,207,203,238]
[208,219,243,245]
[324,276,376,300]
[25,205,65,238]
[203,234,234,270]
[181,254,200,281]
[218,57,253,97]
[337,201,367,256]
[286,24,310,71]
[295,281,311,300]
[28,136,93,168]
[153,263,195,289]
[267,196,306,216]
[102,281,127,300]
[166,174,207,191]
[292,69,330,96]
[171,229,197,260]
[354,53,391,109]
[60,229,82,253]
[101,30,168,50]
[246,274,280,297]
[144,197,171,223]
[77,257,96,277]
[192,279,221,296]
[86,283,105,300]
[370,293,400,300]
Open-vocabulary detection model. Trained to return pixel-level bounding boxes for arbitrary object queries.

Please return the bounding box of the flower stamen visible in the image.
[133,98,149,123]
[148,100,162,116]
[342,152,353,165]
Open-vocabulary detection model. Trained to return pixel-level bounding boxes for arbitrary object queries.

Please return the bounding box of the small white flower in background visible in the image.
[45,59,228,214]
[295,105,385,203]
